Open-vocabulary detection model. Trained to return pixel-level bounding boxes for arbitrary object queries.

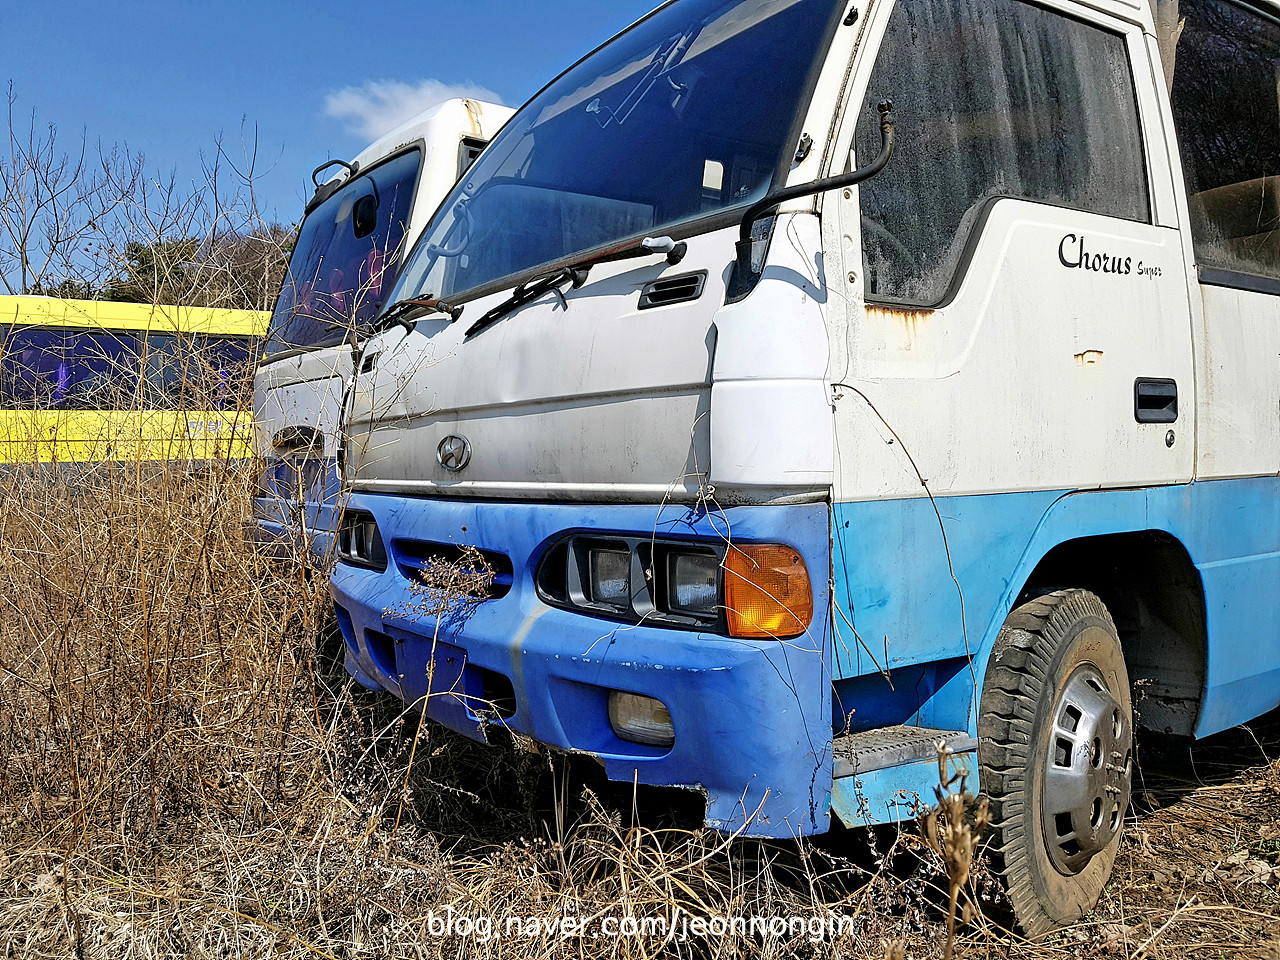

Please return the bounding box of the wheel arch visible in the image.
[1010,529,1207,737]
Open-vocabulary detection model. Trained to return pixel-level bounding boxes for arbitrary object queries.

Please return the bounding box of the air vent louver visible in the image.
[638,271,707,310]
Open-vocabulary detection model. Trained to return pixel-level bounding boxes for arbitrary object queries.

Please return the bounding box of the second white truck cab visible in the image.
[251,99,513,577]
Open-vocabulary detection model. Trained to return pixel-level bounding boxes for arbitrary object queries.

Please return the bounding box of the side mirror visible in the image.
[352,193,379,239]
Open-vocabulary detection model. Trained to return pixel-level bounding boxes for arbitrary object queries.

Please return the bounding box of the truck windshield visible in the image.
[265,149,421,357]
[388,0,840,307]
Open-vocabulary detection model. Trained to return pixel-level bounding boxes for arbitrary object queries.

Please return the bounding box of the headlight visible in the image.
[608,691,675,747]
[666,550,719,615]
[588,547,632,609]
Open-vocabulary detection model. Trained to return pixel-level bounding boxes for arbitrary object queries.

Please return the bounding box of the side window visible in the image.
[1169,0,1280,284]
[143,334,186,409]
[200,335,255,410]
[145,334,256,410]
[856,0,1150,305]
[458,137,488,178]
[0,325,140,409]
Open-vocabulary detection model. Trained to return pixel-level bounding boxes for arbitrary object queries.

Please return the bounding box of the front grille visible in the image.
[336,510,387,570]
[392,539,513,599]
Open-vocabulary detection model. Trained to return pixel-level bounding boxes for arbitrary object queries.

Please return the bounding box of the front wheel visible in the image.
[978,589,1133,937]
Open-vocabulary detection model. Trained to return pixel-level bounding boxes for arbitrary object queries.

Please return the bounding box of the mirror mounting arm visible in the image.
[307,159,357,214]
[729,101,895,294]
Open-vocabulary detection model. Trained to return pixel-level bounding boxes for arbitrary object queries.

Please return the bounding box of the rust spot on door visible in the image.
[461,99,484,136]
[864,304,936,347]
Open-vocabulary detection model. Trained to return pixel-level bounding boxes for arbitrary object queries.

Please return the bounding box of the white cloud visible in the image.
[324,79,505,141]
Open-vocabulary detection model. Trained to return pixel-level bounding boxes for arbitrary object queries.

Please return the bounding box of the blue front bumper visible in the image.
[248,498,339,565]
[328,494,834,838]
[247,458,341,565]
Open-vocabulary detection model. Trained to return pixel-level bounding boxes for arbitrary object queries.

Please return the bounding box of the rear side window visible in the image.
[856,0,1150,305]
[458,137,487,178]
[0,325,140,409]
[1169,0,1280,285]
[266,148,421,356]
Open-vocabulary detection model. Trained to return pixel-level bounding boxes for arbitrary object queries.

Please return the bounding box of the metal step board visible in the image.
[833,725,977,779]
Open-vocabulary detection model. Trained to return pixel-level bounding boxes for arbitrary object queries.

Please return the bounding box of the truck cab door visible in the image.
[828,0,1193,503]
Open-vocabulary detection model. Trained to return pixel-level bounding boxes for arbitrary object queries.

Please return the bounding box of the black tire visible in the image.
[978,589,1133,937]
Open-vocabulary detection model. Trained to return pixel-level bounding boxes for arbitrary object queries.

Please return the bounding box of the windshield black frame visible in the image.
[263,144,424,362]
[384,0,844,311]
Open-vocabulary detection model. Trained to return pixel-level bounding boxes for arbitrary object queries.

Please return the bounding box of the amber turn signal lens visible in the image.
[723,544,812,638]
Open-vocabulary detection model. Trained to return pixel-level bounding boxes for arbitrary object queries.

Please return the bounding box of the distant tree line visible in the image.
[100,229,294,309]
[0,83,295,310]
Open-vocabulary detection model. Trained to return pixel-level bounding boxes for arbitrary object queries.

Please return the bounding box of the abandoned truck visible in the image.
[328,0,1280,934]
[252,98,511,563]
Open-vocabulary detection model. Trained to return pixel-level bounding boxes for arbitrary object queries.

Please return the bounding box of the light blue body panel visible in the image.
[830,753,975,829]
[832,476,1280,749]
[328,495,834,838]
[249,458,342,565]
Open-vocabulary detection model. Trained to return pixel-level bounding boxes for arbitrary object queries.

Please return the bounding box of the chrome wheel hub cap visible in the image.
[1042,663,1132,874]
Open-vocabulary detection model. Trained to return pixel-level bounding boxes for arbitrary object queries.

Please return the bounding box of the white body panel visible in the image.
[1193,284,1280,480]
[710,215,833,493]
[347,216,841,505]
[346,231,728,502]
[827,200,1194,501]
[254,348,350,458]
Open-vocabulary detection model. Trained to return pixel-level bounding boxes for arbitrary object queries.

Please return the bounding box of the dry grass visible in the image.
[0,449,1277,958]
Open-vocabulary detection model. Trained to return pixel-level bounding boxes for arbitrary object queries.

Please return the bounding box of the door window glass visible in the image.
[1168,0,1280,282]
[856,0,1150,305]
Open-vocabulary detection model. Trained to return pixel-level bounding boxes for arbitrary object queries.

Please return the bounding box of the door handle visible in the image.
[1134,378,1177,423]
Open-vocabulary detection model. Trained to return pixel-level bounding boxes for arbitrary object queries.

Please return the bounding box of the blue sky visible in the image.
[3,1,656,226]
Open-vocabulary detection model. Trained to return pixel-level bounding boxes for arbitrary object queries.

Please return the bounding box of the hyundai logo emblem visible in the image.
[436,434,472,472]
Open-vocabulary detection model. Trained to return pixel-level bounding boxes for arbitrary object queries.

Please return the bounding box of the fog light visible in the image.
[668,551,719,615]
[608,691,675,747]
[724,544,812,638]
[589,548,631,609]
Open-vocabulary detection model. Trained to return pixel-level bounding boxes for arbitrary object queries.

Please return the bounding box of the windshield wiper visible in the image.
[465,267,587,338]
[464,235,687,339]
[378,296,465,333]
[586,27,699,129]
